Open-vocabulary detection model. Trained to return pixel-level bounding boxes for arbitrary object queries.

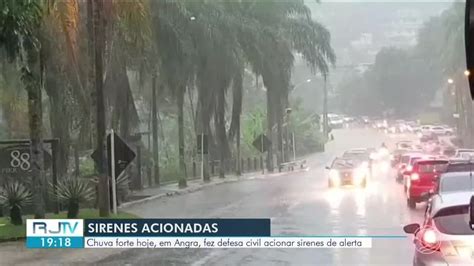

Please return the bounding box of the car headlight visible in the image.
[354,167,368,184]
[329,169,340,180]
[329,169,341,186]
[379,148,389,156]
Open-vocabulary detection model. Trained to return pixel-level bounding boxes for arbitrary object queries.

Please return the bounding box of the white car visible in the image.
[441,125,454,135]
[431,126,448,136]
[420,125,433,135]
[404,191,474,265]
[454,149,474,159]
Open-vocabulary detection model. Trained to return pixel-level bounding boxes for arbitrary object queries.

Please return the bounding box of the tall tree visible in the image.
[0,0,45,218]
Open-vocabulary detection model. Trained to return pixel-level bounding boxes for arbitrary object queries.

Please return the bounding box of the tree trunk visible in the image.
[10,206,22,225]
[216,89,228,179]
[236,116,241,176]
[67,201,80,218]
[177,86,187,187]
[28,76,45,218]
[152,74,160,186]
[87,0,96,148]
[93,0,109,217]
[266,89,274,172]
[275,92,284,167]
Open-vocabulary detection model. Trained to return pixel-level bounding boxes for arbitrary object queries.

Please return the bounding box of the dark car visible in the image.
[420,133,438,143]
[326,158,369,188]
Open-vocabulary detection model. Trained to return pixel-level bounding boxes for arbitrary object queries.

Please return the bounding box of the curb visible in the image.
[119,170,292,210]
[119,177,241,209]
[0,237,25,244]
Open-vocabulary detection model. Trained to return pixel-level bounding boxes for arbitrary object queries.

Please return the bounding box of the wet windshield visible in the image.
[418,162,447,173]
[332,159,359,169]
[434,206,474,235]
[1,0,473,265]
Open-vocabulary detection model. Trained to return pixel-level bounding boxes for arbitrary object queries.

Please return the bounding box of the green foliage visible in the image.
[51,177,95,218]
[0,180,32,225]
[0,208,138,241]
[0,0,42,62]
[79,157,96,177]
[288,98,325,155]
[241,107,266,157]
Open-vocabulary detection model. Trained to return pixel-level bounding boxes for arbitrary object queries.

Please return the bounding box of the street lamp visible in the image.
[284,108,293,162]
[448,78,460,131]
[291,78,312,91]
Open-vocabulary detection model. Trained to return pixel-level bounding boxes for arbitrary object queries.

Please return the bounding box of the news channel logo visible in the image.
[27,219,84,237]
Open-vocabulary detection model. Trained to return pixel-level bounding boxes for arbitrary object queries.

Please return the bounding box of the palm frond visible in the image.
[0,180,32,210]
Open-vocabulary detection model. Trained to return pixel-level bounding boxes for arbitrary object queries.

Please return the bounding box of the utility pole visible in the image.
[236,114,241,176]
[285,108,292,162]
[323,75,329,139]
[152,74,160,186]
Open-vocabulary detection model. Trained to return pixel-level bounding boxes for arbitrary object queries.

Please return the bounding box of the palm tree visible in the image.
[231,0,335,170]
[0,0,45,218]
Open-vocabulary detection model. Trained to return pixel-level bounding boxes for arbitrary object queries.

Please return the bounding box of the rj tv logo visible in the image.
[27,219,84,237]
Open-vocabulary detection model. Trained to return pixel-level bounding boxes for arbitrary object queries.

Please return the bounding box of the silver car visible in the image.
[404,191,474,265]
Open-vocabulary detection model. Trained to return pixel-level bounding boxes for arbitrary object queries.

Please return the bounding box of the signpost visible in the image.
[197,134,208,180]
[252,134,271,153]
[91,131,136,214]
[252,134,271,174]
[0,145,52,177]
[0,139,59,213]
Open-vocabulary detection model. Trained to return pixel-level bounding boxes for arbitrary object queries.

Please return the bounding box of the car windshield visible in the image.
[332,159,358,169]
[459,152,474,159]
[439,175,473,193]
[418,161,447,173]
[401,156,410,164]
[342,152,367,160]
[446,163,474,173]
[434,205,474,235]
[409,157,422,165]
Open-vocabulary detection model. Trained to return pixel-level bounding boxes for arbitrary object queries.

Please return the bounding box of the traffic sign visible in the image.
[252,134,271,153]
[197,134,208,155]
[91,132,136,179]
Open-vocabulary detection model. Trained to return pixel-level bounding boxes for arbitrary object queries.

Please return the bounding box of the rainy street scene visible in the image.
[1,0,474,265]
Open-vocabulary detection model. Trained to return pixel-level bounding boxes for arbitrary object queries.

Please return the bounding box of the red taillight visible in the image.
[410,173,420,181]
[419,228,441,252]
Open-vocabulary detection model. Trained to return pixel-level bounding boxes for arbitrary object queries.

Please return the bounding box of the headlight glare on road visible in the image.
[329,169,340,181]
[354,167,367,184]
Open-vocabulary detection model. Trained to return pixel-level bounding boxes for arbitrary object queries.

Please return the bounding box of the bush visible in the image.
[52,177,95,218]
[0,181,32,225]
[89,173,130,204]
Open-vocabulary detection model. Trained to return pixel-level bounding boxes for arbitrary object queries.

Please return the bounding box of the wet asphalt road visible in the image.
[99,128,424,266]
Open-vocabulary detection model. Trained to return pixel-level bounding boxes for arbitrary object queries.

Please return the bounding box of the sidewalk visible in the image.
[0,170,296,265]
[120,170,285,210]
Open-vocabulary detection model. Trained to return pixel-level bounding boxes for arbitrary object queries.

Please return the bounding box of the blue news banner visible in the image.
[26,219,372,249]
